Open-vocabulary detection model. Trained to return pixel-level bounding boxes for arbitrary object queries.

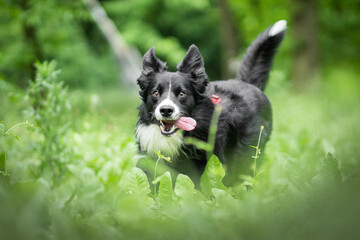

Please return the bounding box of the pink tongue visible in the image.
[175,117,197,131]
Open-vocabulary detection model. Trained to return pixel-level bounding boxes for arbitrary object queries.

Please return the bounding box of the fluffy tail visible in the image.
[237,20,286,91]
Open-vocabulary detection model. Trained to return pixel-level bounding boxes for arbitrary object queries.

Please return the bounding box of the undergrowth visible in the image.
[0,62,359,240]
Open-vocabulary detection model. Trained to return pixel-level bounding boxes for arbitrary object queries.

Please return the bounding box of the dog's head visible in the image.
[137,45,208,136]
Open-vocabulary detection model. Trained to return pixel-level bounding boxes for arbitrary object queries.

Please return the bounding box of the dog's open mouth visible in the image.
[159,120,178,136]
[158,117,197,136]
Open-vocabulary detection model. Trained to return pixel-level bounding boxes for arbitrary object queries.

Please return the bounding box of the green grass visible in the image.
[0,64,359,240]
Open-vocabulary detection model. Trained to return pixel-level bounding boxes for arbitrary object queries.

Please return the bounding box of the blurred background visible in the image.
[1,0,359,90]
[1,1,360,239]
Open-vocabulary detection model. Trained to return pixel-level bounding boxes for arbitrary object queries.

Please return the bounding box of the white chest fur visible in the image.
[136,123,183,157]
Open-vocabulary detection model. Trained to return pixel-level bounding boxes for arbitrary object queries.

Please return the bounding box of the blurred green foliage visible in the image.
[0,0,117,88]
[1,0,359,88]
[0,60,359,239]
[0,1,360,239]
[24,61,72,184]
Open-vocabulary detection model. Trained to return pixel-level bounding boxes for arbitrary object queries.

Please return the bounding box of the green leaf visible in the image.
[125,167,151,196]
[174,174,195,200]
[184,137,212,152]
[79,168,104,198]
[154,150,172,162]
[322,153,341,181]
[152,176,162,185]
[0,123,4,133]
[200,155,227,197]
[311,153,342,192]
[158,171,174,209]
[64,190,77,209]
[239,174,254,182]
[212,188,236,205]
[0,151,5,171]
[9,133,21,142]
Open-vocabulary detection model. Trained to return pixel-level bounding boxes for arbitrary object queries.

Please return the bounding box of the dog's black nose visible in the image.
[160,105,174,117]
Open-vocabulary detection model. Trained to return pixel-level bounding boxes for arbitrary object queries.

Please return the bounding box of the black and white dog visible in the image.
[136,20,286,178]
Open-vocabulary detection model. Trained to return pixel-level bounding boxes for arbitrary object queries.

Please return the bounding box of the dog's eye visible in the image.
[152,91,159,97]
[179,91,187,98]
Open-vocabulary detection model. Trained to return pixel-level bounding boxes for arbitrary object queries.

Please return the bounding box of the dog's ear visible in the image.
[137,47,167,98]
[142,47,167,75]
[177,45,208,94]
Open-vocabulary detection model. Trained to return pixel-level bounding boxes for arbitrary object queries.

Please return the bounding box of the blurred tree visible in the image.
[0,0,119,88]
[228,0,290,73]
[218,0,239,78]
[18,0,44,82]
[291,0,319,90]
[103,0,222,79]
[318,0,360,65]
[83,0,141,88]
[1,0,360,89]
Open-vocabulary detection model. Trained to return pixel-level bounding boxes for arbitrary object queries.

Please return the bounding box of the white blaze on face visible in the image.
[155,81,180,120]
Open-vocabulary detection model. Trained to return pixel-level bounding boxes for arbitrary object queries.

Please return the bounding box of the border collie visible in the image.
[136,20,286,179]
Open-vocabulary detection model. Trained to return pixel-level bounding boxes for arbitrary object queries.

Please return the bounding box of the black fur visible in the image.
[136,22,286,181]
[237,23,286,90]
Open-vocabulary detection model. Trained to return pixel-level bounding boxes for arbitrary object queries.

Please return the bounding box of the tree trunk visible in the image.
[291,0,319,90]
[217,0,239,79]
[83,0,142,89]
[19,0,43,86]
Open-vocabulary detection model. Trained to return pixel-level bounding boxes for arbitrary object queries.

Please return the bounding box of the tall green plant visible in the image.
[184,105,222,159]
[24,61,72,185]
[0,121,30,184]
